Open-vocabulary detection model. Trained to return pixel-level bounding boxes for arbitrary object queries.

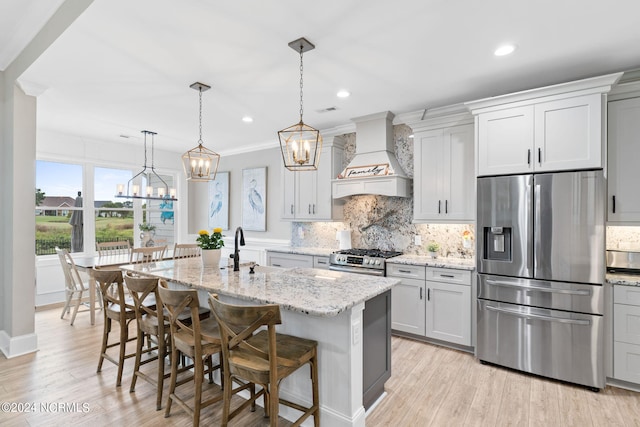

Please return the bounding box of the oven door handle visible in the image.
[485,279,591,296]
[484,304,591,325]
[329,265,385,276]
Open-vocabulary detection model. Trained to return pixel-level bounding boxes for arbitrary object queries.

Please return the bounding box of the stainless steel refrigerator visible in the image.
[476,170,605,390]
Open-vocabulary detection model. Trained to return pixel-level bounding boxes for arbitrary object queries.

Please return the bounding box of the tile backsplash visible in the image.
[607,226,640,250]
[291,124,475,258]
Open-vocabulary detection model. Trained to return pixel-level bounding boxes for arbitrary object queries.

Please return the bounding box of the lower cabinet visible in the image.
[613,285,640,384]
[388,262,472,347]
[265,251,330,270]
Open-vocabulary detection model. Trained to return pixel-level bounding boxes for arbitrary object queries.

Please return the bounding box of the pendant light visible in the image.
[278,37,322,171]
[116,130,177,201]
[182,82,220,181]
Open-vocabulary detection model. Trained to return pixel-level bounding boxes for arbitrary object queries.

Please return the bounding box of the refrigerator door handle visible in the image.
[485,279,592,296]
[485,304,591,326]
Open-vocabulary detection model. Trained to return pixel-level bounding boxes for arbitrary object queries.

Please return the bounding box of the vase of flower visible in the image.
[196,228,225,268]
[201,249,221,268]
[139,223,157,247]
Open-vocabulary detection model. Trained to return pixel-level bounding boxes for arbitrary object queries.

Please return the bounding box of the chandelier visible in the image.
[182,82,220,181]
[115,130,177,201]
[278,37,322,171]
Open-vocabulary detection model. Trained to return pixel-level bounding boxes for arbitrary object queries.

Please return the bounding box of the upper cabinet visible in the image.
[407,105,475,223]
[608,86,640,223]
[466,73,623,177]
[280,136,345,221]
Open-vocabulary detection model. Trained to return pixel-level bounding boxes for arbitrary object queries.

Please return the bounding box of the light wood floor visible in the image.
[1,308,639,426]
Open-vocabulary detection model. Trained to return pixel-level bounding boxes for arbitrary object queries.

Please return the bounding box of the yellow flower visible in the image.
[198,230,209,236]
[213,227,223,234]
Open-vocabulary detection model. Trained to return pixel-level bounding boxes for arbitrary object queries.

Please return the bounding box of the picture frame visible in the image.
[208,171,229,230]
[241,167,267,231]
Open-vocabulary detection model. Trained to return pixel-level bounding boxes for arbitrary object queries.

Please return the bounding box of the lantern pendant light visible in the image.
[182,82,220,181]
[278,37,322,171]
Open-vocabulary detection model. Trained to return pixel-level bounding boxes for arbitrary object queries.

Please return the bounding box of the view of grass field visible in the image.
[35,215,134,254]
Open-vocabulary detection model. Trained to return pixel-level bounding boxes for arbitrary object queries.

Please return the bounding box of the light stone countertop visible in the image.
[121,258,399,317]
[389,255,476,270]
[606,273,640,287]
[267,246,335,257]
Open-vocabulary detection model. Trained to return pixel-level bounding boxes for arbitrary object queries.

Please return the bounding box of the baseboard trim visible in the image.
[0,331,38,358]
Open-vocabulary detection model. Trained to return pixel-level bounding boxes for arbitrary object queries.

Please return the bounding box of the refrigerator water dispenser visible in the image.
[483,226,512,261]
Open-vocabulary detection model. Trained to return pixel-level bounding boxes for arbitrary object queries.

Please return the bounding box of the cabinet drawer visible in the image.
[614,341,640,384]
[614,303,640,345]
[313,256,330,269]
[614,285,640,306]
[426,267,471,285]
[267,252,313,268]
[387,263,426,280]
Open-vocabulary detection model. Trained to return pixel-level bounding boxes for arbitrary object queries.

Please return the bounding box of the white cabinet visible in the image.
[266,252,313,268]
[608,97,640,222]
[425,267,471,346]
[387,263,426,335]
[413,123,475,222]
[476,94,603,176]
[467,73,623,177]
[281,139,344,221]
[613,285,640,384]
[387,262,472,347]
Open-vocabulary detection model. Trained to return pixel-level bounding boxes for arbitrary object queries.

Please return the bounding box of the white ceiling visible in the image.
[5,0,640,154]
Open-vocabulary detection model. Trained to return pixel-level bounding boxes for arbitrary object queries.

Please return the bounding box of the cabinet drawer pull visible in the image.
[439,274,455,278]
[272,263,282,267]
[398,269,413,274]
[317,260,327,264]
[613,195,616,214]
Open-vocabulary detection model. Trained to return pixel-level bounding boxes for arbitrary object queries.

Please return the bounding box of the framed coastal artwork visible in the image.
[241,167,267,231]
[208,171,229,230]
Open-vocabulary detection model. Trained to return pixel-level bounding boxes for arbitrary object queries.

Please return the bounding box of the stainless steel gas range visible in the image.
[329,249,402,276]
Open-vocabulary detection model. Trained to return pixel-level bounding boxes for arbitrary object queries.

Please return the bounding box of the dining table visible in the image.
[72,250,174,325]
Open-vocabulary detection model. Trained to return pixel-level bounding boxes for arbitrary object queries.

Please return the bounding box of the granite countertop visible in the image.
[121,258,399,317]
[606,273,640,287]
[389,255,476,271]
[267,246,335,257]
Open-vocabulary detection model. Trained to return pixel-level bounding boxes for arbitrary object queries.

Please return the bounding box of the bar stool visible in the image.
[209,294,319,427]
[94,268,137,386]
[159,286,240,426]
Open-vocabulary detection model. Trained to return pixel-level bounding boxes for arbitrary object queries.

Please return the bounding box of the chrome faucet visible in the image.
[231,226,245,271]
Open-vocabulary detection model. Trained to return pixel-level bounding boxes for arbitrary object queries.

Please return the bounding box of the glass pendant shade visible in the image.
[278,120,322,171]
[182,144,220,182]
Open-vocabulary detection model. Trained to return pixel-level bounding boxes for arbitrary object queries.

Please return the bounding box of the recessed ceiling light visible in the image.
[494,44,516,56]
[337,90,350,98]
[242,116,253,123]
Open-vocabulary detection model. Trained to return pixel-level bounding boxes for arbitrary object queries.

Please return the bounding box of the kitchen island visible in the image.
[121,258,399,427]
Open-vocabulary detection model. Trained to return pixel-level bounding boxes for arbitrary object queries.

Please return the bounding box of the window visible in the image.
[141,173,175,248]
[95,167,134,247]
[35,161,83,254]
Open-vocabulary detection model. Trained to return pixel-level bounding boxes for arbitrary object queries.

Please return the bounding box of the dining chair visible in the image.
[130,245,167,264]
[159,286,248,427]
[55,247,97,325]
[95,267,137,386]
[96,240,131,257]
[209,294,319,427]
[173,243,201,259]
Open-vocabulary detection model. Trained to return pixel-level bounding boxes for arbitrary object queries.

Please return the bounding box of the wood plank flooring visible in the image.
[1,308,639,426]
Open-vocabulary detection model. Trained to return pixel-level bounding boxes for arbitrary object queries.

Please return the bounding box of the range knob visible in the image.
[375,260,381,265]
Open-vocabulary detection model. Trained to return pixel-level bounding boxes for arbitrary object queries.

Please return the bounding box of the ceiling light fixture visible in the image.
[182,82,220,182]
[337,90,350,98]
[116,130,177,201]
[242,116,253,123]
[494,44,516,56]
[278,37,322,171]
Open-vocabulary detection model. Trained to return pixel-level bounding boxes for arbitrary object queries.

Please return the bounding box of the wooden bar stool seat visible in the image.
[209,294,320,427]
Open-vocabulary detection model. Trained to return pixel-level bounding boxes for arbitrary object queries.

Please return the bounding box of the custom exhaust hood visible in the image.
[332,111,411,198]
